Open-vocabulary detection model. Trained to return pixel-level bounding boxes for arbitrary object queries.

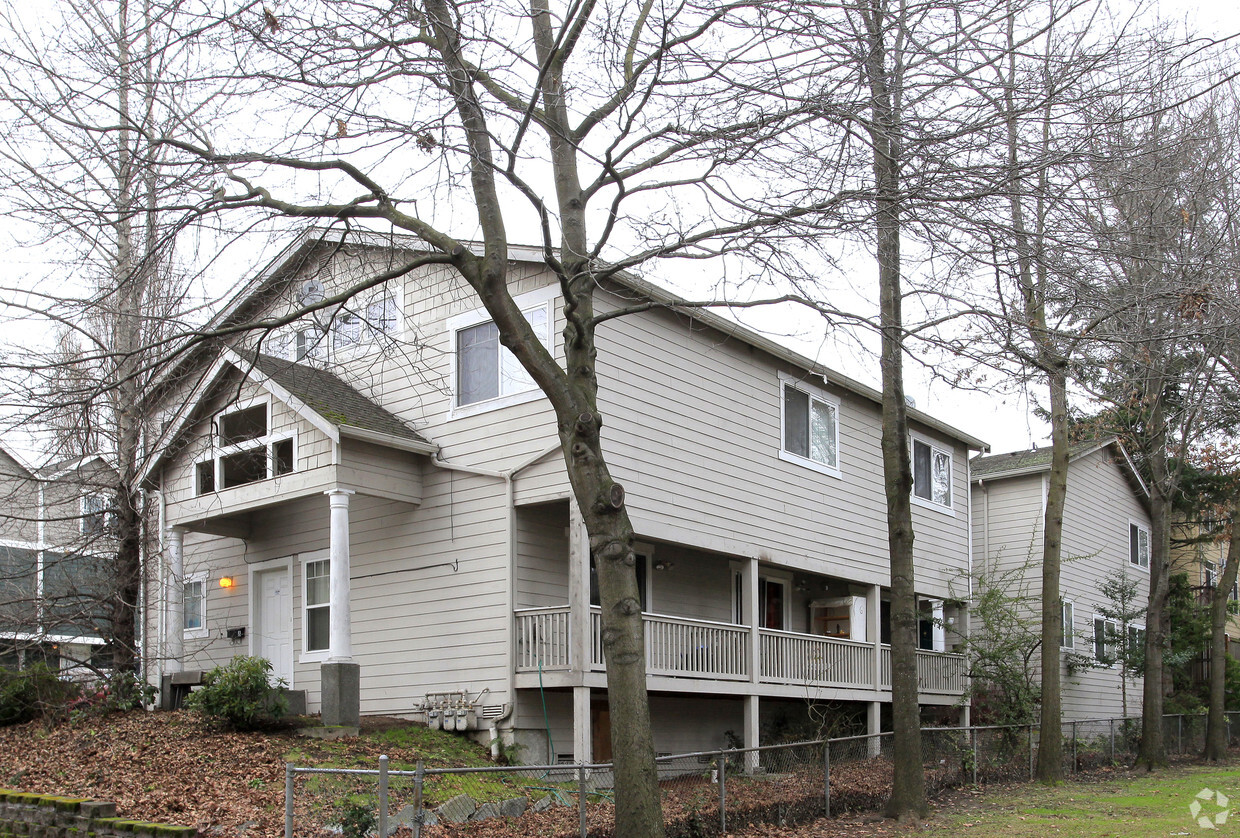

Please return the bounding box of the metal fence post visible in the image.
[578,763,587,838]
[1110,718,1115,763]
[378,755,389,838]
[284,763,294,838]
[718,750,727,834]
[1178,715,1183,755]
[824,740,831,819]
[412,760,424,838]
[1071,721,1077,773]
[971,727,978,786]
[1028,725,1034,780]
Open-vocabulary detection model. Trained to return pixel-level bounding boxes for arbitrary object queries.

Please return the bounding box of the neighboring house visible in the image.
[139,228,987,761]
[0,444,116,676]
[1169,516,1240,671]
[970,439,1152,721]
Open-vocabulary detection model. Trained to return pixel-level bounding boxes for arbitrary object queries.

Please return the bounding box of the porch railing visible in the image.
[514,606,572,671]
[589,607,749,680]
[879,644,965,694]
[759,628,874,687]
[515,607,965,694]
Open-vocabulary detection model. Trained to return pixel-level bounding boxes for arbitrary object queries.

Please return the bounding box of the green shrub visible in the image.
[0,663,78,726]
[184,656,288,730]
[337,797,377,838]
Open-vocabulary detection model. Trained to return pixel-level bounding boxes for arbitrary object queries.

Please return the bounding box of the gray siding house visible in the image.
[141,229,987,760]
[971,440,1152,721]
[0,445,115,675]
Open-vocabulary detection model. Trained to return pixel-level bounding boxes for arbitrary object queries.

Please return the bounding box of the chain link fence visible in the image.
[283,712,1240,837]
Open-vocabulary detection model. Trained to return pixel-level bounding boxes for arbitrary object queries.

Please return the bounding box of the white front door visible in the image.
[255,567,293,685]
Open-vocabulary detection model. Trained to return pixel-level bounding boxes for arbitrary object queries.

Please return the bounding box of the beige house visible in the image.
[141,229,986,759]
[0,444,116,675]
[970,440,1152,721]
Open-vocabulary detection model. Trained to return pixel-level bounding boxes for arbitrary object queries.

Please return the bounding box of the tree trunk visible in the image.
[1035,369,1069,781]
[1137,480,1171,769]
[860,0,927,820]
[1204,491,1240,760]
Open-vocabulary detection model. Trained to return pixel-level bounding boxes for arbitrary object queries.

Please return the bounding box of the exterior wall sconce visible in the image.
[219,576,236,589]
[653,560,673,571]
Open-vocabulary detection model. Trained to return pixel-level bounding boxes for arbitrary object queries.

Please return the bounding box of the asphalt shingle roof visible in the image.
[970,439,1110,478]
[248,354,431,447]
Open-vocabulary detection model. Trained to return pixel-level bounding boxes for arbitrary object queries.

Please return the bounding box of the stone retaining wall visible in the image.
[0,790,196,838]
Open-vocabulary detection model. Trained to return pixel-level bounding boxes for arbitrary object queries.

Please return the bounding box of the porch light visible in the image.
[219,576,236,589]
[653,560,673,571]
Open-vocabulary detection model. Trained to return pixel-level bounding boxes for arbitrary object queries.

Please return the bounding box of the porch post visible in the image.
[322,489,359,728]
[744,557,759,683]
[166,526,185,674]
[931,600,946,652]
[327,489,355,662]
[573,686,592,765]
[959,602,971,728]
[868,584,881,691]
[568,499,590,674]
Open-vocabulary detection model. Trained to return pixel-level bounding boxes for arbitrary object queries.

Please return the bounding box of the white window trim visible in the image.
[445,284,558,420]
[183,570,209,640]
[910,432,956,516]
[777,371,842,479]
[80,493,113,537]
[196,397,298,496]
[300,550,331,664]
[269,284,405,364]
[247,555,296,688]
[1129,520,1151,572]
[1061,600,1074,649]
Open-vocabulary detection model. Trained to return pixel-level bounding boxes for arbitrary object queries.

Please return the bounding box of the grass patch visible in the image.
[922,764,1240,837]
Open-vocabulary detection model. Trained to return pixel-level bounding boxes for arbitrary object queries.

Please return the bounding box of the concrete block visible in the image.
[319,663,359,728]
[435,795,475,824]
[469,803,498,822]
[498,798,527,819]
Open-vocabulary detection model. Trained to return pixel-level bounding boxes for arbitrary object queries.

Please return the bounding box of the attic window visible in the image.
[195,401,296,496]
[218,405,267,445]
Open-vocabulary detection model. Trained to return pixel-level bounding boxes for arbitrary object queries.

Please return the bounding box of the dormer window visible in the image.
[196,401,296,495]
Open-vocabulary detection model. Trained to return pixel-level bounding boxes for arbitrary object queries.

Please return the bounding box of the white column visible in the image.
[327,489,355,662]
[573,686,592,764]
[568,499,590,673]
[166,526,185,673]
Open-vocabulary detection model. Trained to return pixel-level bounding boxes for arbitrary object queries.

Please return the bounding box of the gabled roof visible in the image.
[970,437,1149,498]
[153,226,987,452]
[139,349,435,486]
[247,354,430,446]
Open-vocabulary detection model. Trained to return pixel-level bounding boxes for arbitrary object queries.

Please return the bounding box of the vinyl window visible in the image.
[305,559,330,653]
[184,572,208,639]
[780,376,840,476]
[912,437,952,508]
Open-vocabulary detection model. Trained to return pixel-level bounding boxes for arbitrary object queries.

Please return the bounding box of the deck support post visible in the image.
[743,694,760,773]
[573,686,592,765]
[867,700,882,757]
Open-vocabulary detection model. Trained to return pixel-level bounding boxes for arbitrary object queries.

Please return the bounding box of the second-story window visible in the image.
[452,292,553,409]
[912,437,951,508]
[778,373,840,477]
[196,401,296,495]
[1129,523,1150,569]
